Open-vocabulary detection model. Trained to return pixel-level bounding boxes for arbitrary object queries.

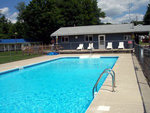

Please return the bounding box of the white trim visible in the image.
[98,35,105,49]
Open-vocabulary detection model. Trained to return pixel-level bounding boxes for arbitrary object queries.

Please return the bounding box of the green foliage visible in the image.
[21,0,62,42]
[0,2,27,39]
[21,0,105,43]
[0,0,105,43]
[131,21,144,26]
[57,0,105,26]
[0,15,9,34]
[0,33,10,39]
[0,15,12,39]
[8,24,16,38]
[15,2,26,22]
[144,4,150,25]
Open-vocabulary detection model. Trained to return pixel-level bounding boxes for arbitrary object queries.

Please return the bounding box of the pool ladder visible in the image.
[92,68,115,98]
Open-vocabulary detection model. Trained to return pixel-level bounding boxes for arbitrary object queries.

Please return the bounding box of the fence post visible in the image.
[42,44,43,55]
[70,43,72,50]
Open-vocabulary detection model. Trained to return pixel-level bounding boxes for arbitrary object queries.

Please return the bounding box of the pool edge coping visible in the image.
[0,56,118,75]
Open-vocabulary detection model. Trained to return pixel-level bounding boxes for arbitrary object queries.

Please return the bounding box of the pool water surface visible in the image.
[0,57,118,113]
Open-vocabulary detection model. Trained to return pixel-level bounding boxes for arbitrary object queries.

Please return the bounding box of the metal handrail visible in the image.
[92,68,115,98]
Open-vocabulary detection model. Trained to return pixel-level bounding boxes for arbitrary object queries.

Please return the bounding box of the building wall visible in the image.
[0,43,32,52]
[0,44,21,51]
[58,33,132,50]
[105,33,132,49]
[58,35,99,50]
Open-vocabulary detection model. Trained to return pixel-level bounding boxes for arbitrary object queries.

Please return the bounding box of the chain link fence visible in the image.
[134,43,150,86]
[0,44,58,64]
[58,40,134,50]
[0,40,134,64]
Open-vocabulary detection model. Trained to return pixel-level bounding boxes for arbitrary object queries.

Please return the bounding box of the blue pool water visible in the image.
[0,57,118,113]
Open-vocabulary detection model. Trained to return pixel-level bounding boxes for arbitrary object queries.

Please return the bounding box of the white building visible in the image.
[0,39,40,51]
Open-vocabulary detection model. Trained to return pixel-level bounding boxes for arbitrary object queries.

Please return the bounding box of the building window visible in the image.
[85,35,93,42]
[61,36,69,43]
[124,35,131,40]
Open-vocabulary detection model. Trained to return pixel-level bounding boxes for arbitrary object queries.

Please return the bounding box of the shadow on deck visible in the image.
[45,49,133,54]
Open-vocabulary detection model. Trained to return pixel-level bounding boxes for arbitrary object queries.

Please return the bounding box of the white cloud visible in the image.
[100,17,113,23]
[131,0,149,11]
[101,13,144,24]
[98,0,149,17]
[117,13,144,23]
[98,0,128,17]
[11,12,18,18]
[0,7,18,23]
[98,0,148,24]
[0,7,9,15]
[8,12,18,23]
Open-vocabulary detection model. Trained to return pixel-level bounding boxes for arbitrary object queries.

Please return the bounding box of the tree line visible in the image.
[0,0,105,43]
[0,0,150,43]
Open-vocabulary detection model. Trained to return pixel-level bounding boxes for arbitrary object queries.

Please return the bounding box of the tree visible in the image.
[0,15,12,39]
[0,16,9,34]
[144,4,150,25]
[0,14,19,39]
[57,0,105,26]
[0,4,27,39]
[20,0,105,43]
[80,0,105,25]
[21,0,65,43]
[15,2,28,39]
[131,21,144,26]
[15,2,26,22]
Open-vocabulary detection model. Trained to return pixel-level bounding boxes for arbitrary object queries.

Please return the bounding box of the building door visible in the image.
[98,35,105,49]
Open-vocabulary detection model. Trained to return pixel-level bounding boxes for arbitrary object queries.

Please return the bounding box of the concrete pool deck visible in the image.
[0,53,148,113]
[86,54,144,113]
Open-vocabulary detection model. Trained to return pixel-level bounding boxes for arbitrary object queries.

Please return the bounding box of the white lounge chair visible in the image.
[118,42,124,49]
[87,43,94,50]
[106,42,113,49]
[77,44,84,50]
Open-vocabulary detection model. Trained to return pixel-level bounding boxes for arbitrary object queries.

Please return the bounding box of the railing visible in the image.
[134,43,150,86]
[58,40,134,50]
[0,45,52,64]
[92,68,115,98]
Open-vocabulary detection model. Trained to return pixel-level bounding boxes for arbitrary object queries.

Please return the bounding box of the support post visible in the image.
[4,44,6,52]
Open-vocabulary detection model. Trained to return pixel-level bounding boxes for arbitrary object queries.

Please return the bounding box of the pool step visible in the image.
[19,67,24,70]
[79,55,100,59]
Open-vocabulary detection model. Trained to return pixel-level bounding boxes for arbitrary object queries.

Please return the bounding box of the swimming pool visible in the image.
[0,57,118,113]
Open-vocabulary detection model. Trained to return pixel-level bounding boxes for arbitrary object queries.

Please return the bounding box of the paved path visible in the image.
[0,55,61,72]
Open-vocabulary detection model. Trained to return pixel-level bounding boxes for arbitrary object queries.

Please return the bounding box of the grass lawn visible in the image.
[0,51,43,64]
[139,41,150,46]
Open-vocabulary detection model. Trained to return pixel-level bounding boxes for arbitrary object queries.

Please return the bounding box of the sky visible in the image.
[0,0,149,24]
